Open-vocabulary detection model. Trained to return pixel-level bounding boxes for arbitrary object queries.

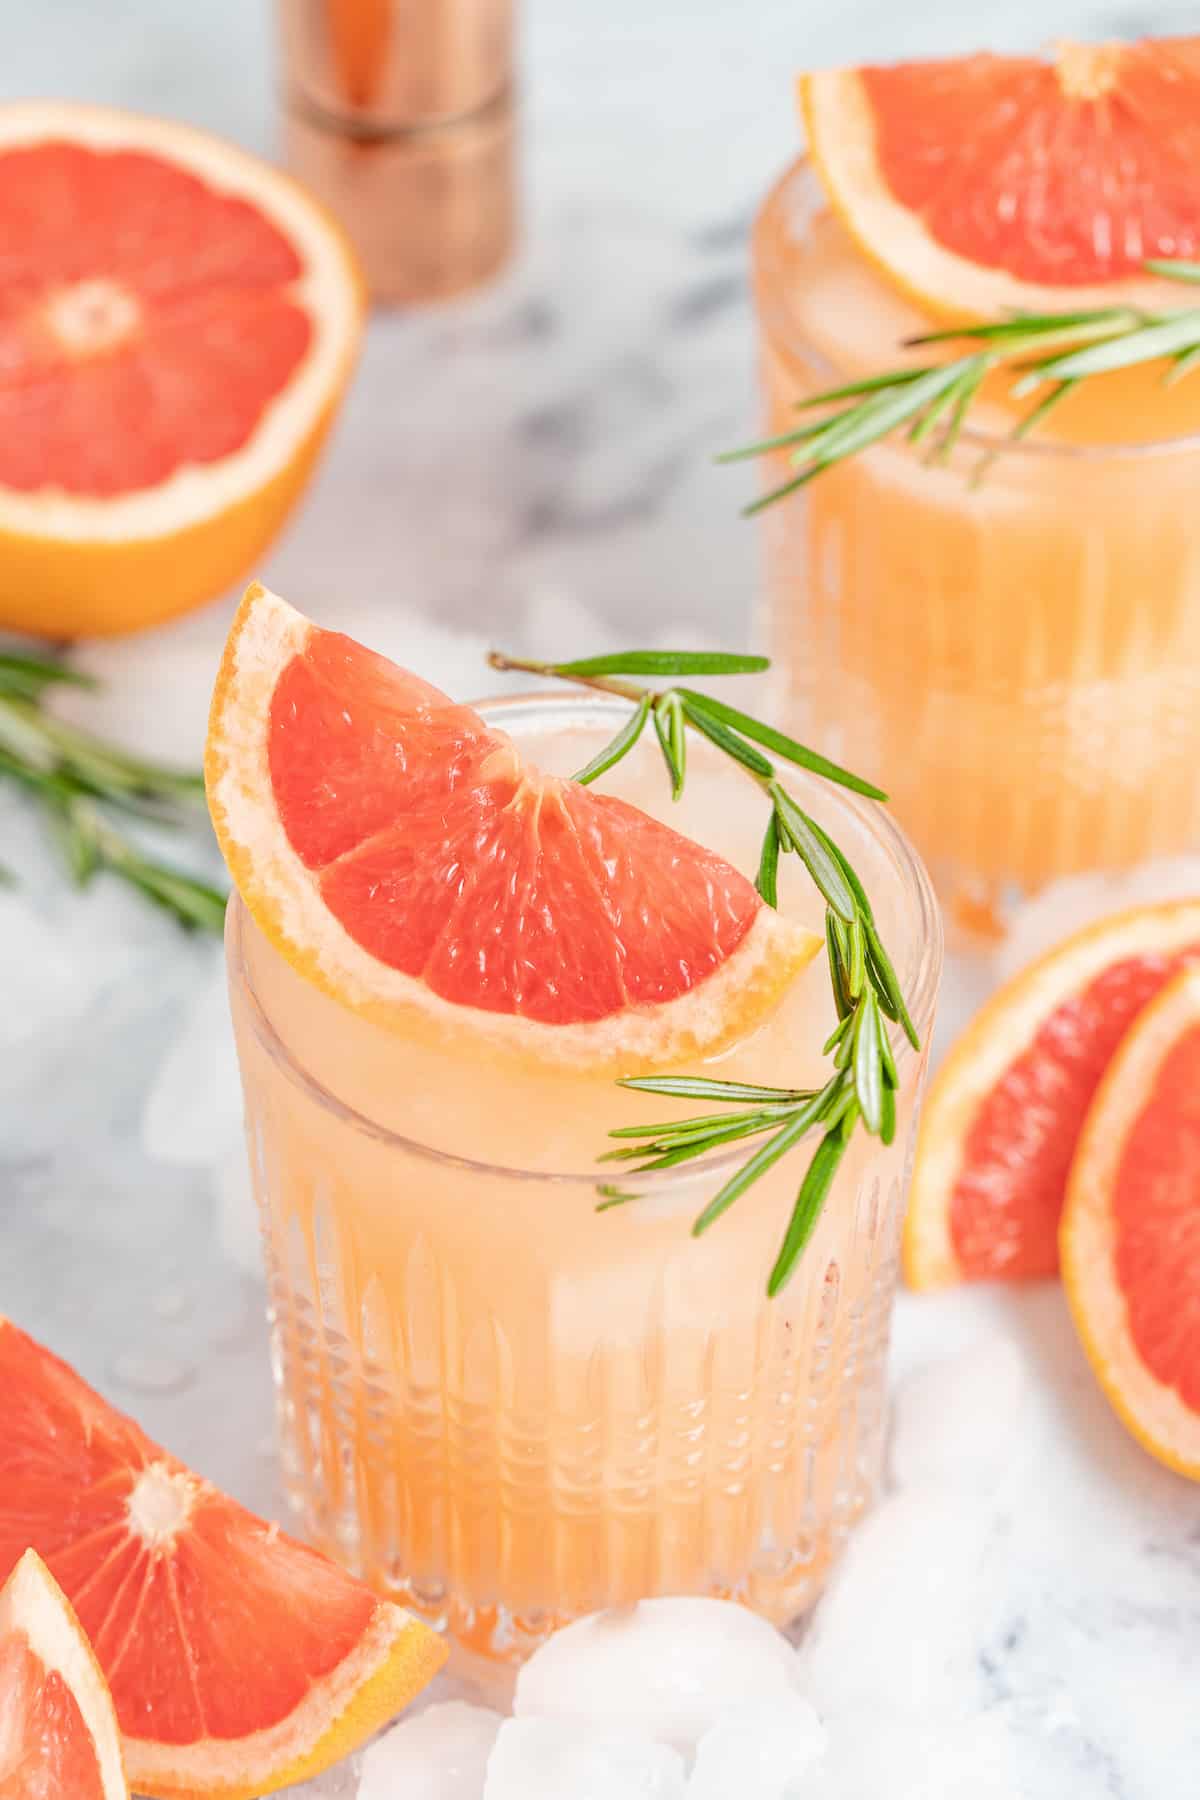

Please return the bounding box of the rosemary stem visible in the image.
[486,651,648,705]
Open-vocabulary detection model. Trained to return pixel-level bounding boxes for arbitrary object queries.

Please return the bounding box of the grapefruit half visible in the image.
[801,37,1200,319]
[206,583,821,1071]
[0,1549,127,1800]
[905,900,1200,1289]
[0,1319,447,1800]
[0,102,363,639]
[1063,965,1200,1479]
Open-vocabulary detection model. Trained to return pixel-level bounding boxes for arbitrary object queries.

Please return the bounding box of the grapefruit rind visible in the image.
[207,583,821,1074]
[0,1317,448,1800]
[799,65,1191,322]
[904,899,1200,1290]
[0,1548,128,1800]
[0,102,364,638]
[127,1603,448,1800]
[1061,964,1200,1481]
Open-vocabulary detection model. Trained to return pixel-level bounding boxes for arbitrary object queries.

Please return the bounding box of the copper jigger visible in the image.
[278,0,516,303]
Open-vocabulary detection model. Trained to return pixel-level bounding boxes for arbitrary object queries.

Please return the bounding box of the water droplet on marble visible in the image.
[110,1350,195,1396]
[150,1287,190,1321]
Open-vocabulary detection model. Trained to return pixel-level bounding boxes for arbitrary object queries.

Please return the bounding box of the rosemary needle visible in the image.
[490,647,913,1293]
[0,648,225,932]
[722,259,1200,506]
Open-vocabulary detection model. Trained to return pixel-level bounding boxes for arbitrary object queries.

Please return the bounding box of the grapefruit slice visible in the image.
[0,102,363,640]
[0,1549,127,1800]
[0,1319,447,1800]
[801,37,1200,319]
[905,900,1200,1289]
[206,583,820,1071]
[1062,965,1200,1479]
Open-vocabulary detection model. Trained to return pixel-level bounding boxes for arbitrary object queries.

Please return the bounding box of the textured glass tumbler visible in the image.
[226,697,942,1665]
[754,160,1200,925]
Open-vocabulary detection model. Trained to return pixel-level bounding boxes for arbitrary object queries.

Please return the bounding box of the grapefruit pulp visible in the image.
[0,1549,127,1800]
[801,37,1200,318]
[0,1319,447,1800]
[905,900,1200,1288]
[0,103,363,639]
[206,583,820,1071]
[1063,964,1200,1479]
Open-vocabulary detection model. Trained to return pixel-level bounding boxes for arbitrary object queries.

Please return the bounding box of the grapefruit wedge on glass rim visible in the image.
[205,583,821,1072]
[0,1549,128,1800]
[905,899,1200,1290]
[800,36,1200,319]
[0,102,363,639]
[1062,964,1200,1480]
[0,1318,447,1800]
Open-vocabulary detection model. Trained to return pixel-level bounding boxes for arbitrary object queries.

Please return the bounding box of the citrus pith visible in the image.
[801,37,1200,319]
[0,103,363,639]
[905,900,1200,1288]
[1062,965,1200,1479]
[0,1319,447,1800]
[0,1549,128,1800]
[206,583,821,1072]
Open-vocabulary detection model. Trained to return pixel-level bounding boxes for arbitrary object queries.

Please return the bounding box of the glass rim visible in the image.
[229,690,943,1187]
[754,156,1200,464]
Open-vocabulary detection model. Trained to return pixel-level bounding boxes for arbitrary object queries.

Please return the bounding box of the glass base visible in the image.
[280,1457,872,1666]
[264,1217,891,1665]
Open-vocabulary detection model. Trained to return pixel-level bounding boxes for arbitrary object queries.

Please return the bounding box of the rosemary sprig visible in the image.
[487,648,914,1293]
[0,648,226,932]
[721,260,1200,510]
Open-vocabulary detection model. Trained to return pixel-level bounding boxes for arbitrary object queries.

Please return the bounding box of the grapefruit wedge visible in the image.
[0,1549,127,1800]
[1063,965,1200,1479]
[0,102,363,639]
[905,900,1200,1289]
[206,583,820,1072]
[801,37,1200,319]
[0,1319,447,1800]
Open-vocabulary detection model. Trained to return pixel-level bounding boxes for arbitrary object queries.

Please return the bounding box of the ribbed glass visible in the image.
[226,696,942,1664]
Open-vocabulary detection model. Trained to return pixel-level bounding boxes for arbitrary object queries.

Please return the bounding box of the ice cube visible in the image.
[141,957,243,1167]
[0,835,195,1157]
[889,1337,1031,1494]
[796,1709,1026,1800]
[514,1598,798,1752]
[484,1717,686,1800]
[282,1748,364,1798]
[687,1693,826,1799]
[358,1701,503,1800]
[797,1488,990,1717]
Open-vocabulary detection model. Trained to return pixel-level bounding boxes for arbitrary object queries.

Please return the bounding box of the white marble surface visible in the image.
[3,1,1200,1795]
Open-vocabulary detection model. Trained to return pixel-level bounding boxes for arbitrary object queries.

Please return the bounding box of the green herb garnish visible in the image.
[0,649,226,932]
[722,260,1200,509]
[487,648,914,1293]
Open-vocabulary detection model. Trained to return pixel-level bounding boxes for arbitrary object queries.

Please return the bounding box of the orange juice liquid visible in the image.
[227,695,940,1662]
[754,162,1200,921]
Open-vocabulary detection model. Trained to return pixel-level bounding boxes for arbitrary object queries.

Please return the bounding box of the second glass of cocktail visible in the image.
[209,586,942,1664]
[749,38,1200,931]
